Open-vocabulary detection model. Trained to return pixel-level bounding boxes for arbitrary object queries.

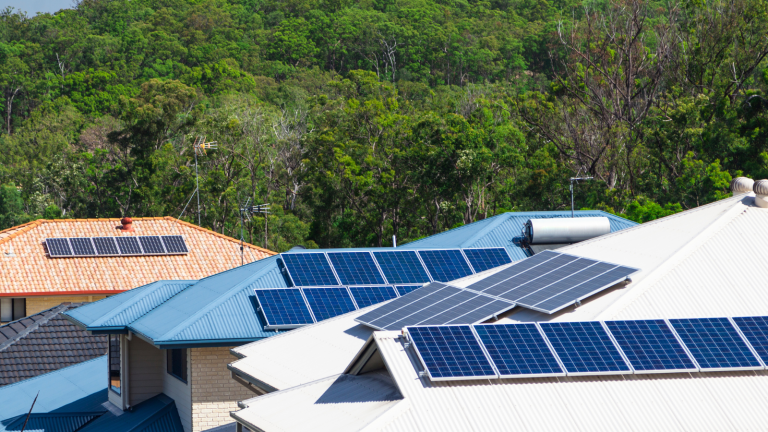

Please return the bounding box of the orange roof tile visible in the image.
[0,217,276,296]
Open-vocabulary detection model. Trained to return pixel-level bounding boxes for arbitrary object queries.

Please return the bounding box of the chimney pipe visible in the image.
[120,217,134,232]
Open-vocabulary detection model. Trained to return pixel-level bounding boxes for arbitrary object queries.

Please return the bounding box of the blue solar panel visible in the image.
[138,236,166,254]
[733,316,768,364]
[46,238,72,257]
[349,286,398,308]
[539,322,631,375]
[92,237,119,255]
[255,289,315,329]
[69,238,96,256]
[605,320,697,373]
[418,250,473,282]
[372,251,431,284]
[281,253,339,286]
[161,235,189,254]
[670,318,762,371]
[302,287,357,321]
[474,323,564,377]
[463,248,512,273]
[327,252,385,285]
[115,237,142,255]
[395,285,423,296]
[407,326,497,380]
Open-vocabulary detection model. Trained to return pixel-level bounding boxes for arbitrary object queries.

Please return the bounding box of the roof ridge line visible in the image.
[89,280,197,328]
[459,213,514,247]
[0,303,72,352]
[0,219,44,248]
[164,216,277,255]
[596,199,749,319]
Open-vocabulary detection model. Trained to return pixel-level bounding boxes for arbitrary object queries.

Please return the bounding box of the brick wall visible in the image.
[190,347,256,432]
[26,295,107,315]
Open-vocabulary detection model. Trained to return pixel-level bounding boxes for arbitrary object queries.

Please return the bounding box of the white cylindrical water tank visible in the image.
[524,217,611,244]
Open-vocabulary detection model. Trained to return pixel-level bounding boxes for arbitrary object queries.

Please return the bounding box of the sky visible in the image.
[5,0,73,16]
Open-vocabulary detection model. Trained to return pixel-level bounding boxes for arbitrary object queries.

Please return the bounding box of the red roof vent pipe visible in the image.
[120,217,134,232]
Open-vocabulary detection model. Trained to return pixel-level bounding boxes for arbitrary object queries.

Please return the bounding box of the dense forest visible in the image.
[0,0,766,250]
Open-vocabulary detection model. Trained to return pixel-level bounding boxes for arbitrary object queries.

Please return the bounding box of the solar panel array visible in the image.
[356,251,639,330]
[406,317,768,381]
[280,248,513,287]
[255,285,424,329]
[45,236,189,257]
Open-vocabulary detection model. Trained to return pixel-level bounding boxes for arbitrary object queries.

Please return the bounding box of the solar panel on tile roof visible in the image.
[255,289,315,329]
[69,238,96,256]
[604,320,697,373]
[348,286,398,308]
[372,251,431,284]
[45,238,73,257]
[281,253,339,286]
[474,323,565,378]
[395,285,423,296]
[327,252,386,285]
[160,235,189,254]
[539,321,631,375]
[92,237,119,255]
[138,236,166,255]
[462,248,512,273]
[301,287,357,321]
[417,249,473,282]
[407,325,497,380]
[115,237,142,255]
[732,316,768,364]
[669,318,763,371]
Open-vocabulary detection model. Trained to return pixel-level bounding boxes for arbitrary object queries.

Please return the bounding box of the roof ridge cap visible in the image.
[0,219,44,247]
[164,217,277,256]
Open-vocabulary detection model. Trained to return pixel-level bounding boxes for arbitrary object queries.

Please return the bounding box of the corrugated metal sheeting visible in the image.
[4,413,101,432]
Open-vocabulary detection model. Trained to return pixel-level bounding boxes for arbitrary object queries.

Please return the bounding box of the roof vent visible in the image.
[753,180,768,208]
[120,217,134,232]
[730,177,754,195]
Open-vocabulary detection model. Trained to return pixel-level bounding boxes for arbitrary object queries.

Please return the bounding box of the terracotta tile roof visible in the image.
[0,217,276,296]
[0,303,107,386]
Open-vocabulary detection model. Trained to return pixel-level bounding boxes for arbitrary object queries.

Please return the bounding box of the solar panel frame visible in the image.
[45,238,73,257]
[417,249,474,282]
[254,288,316,329]
[115,236,143,255]
[68,238,96,256]
[539,321,632,376]
[348,286,399,309]
[462,247,513,274]
[138,236,166,255]
[281,252,340,287]
[301,287,358,321]
[92,237,120,256]
[474,323,565,378]
[732,316,768,365]
[406,325,498,381]
[372,250,432,284]
[604,319,698,374]
[160,235,189,254]
[327,252,386,285]
[668,317,763,372]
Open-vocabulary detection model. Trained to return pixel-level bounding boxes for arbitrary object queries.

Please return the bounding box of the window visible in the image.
[167,349,187,383]
[109,335,121,394]
[0,298,25,322]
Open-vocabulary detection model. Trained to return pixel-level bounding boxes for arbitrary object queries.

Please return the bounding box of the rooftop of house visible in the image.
[0,217,275,296]
[228,192,768,431]
[0,303,107,386]
[65,211,636,349]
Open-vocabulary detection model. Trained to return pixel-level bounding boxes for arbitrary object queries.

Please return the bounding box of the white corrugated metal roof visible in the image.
[231,193,768,431]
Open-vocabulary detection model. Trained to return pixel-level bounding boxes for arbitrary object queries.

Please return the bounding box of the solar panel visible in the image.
[467,250,559,292]
[255,289,315,329]
[45,238,72,257]
[161,235,189,254]
[138,236,166,254]
[302,287,357,321]
[92,237,119,255]
[395,285,423,296]
[418,249,473,282]
[407,326,497,380]
[348,286,398,308]
[732,316,768,364]
[355,283,452,330]
[415,293,511,326]
[487,254,582,299]
[361,284,463,330]
[463,248,512,273]
[669,318,763,371]
[605,320,697,373]
[281,253,339,286]
[327,252,385,285]
[69,238,96,256]
[474,323,565,377]
[539,322,631,375]
[115,237,142,255]
[372,251,431,284]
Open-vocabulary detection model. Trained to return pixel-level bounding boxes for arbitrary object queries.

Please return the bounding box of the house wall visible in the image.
[190,347,257,432]
[164,348,192,432]
[128,337,163,407]
[26,294,107,316]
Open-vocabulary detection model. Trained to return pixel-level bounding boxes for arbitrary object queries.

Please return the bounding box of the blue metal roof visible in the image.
[401,211,637,261]
[77,394,184,432]
[4,412,102,432]
[66,211,637,347]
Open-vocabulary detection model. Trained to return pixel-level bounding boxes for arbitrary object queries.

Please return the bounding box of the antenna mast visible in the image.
[569,176,593,217]
[193,136,217,226]
[239,197,252,266]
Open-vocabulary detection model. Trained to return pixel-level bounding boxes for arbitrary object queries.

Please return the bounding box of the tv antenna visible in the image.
[238,197,252,266]
[569,176,593,217]
[192,136,217,226]
[237,201,271,264]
